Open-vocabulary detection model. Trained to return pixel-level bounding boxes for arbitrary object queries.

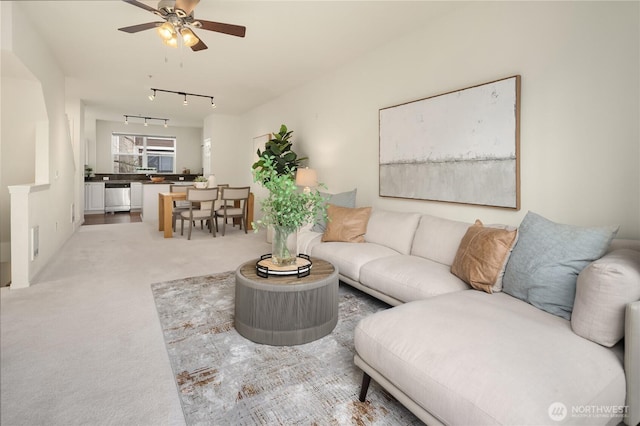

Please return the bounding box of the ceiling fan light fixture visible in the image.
[180,28,199,48]
[119,0,246,52]
[156,22,175,40]
[163,34,178,48]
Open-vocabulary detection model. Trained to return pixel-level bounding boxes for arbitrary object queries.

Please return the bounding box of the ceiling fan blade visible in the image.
[175,0,200,16]
[191,38,208,51]
[118,22,163,33]
[197,20,246,38]
[122,0,160,14]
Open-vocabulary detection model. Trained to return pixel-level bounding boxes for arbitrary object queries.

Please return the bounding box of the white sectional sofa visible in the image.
[298,209,640,426]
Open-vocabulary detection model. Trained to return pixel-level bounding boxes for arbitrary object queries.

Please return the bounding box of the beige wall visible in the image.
[235,1,639,239]
[0,74,43,286]
[94,120,203,175]
[1,2,79,286]
[203,114,253,186]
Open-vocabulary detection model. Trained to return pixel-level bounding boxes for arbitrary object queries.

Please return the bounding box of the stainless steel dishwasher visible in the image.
[104,182,131,213]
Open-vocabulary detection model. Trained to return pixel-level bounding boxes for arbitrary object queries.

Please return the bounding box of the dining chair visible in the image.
[214,186,250,236]
[212,184,230,228]
[170,184,192,231]
[180,187,219,240]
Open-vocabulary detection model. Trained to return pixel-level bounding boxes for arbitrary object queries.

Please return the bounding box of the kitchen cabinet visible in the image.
[141,183,170,223]
[84,182,105,213]
[130,182,143,210]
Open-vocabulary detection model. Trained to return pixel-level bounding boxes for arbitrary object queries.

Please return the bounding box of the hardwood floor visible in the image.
[83,212,142,225]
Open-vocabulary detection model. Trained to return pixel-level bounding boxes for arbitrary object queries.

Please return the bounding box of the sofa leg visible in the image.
[359,372,371,402]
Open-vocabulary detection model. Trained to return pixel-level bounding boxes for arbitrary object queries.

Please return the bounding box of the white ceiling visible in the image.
[17,1,460,127]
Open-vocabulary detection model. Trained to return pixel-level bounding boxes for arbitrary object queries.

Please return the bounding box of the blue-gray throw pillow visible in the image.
[311,189,357,232]
[502,211,618,320]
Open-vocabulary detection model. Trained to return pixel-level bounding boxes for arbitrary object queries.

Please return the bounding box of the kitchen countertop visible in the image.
[85,179,194,185]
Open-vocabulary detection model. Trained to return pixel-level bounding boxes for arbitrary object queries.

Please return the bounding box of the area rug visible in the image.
[151,271,421,425]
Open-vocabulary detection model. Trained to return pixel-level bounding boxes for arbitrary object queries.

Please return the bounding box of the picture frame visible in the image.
[379,75,521,209]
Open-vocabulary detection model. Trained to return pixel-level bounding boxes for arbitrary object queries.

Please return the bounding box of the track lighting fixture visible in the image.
[148,88,216,108]
[123,115,169,127]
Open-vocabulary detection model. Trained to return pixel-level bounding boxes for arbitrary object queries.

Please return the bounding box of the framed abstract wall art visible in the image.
[379,75,521,209]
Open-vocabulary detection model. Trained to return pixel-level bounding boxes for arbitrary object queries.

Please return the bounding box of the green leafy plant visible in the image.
[194,176,208,182]
[252,124,308,180]
[252,156,326,233]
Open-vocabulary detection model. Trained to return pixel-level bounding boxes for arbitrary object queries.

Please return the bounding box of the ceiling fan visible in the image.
[118,0,246,52]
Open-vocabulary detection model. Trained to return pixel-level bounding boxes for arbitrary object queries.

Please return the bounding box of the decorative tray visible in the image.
[256,254,312,278]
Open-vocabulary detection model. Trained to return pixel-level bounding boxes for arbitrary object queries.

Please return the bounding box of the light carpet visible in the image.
[151,271,421,425]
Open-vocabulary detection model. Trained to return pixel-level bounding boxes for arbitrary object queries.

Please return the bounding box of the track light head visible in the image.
[183,94,188,106]
[148,89,156,101]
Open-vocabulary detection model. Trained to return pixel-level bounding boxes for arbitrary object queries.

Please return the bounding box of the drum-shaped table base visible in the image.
[234,258,338,346]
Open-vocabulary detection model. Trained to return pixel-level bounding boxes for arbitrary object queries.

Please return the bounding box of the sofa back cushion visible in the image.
[411,214,472,265]
[364,210,421,255]
[571,248,640,347]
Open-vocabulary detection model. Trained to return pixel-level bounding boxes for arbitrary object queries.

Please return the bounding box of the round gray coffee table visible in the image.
[234,258,338,346]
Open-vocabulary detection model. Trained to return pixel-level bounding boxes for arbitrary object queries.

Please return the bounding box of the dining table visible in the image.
[158,191,187,238]
[158,190,255,238]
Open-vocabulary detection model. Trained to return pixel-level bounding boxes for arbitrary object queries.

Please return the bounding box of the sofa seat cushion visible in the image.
[359,255,469,303]
[311,242,399,282]
[354,291,625,425]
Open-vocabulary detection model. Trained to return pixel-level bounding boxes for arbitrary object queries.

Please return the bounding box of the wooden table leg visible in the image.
[158,193,174,238]
[158,194,165,232]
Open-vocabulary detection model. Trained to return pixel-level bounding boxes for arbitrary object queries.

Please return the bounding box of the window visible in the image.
[111,134,176,173]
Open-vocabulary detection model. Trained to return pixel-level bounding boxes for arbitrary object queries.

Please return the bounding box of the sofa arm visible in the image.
[626,300,640,426]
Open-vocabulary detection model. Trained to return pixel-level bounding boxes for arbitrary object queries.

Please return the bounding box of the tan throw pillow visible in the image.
[451,220,518,293]
[322,204,372,243]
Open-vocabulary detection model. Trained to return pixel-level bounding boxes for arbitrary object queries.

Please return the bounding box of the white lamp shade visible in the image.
[295,168,318,189]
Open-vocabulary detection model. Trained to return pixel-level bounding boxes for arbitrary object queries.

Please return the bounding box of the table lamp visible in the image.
[295,168,318,194]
